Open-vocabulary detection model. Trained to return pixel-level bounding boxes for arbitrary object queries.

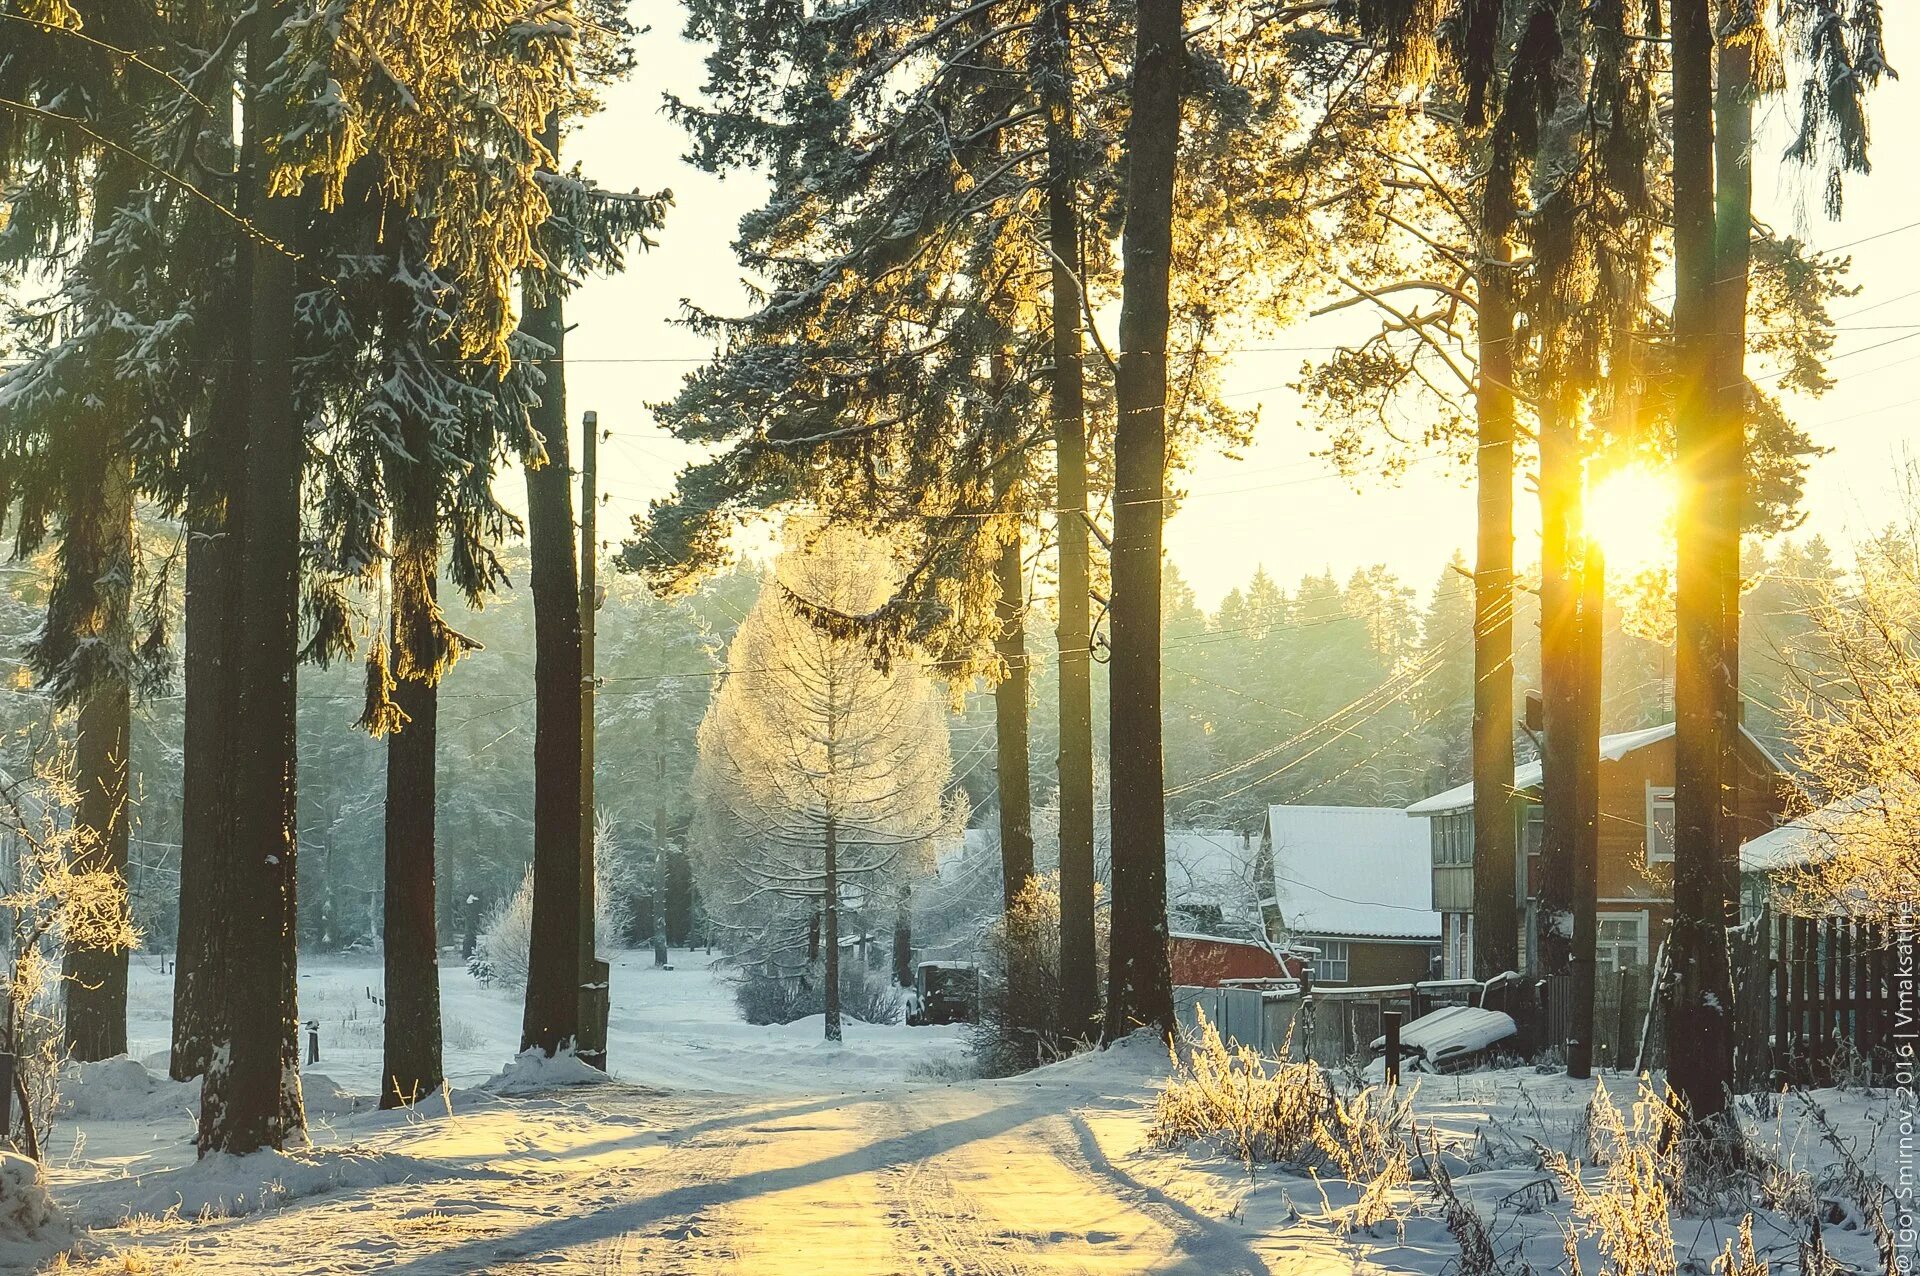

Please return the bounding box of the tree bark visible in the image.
[1567,545,1603,1079]
[1535,393,1579,985]
[1103,0,1182,1044]
[1666,0,1737,1128]
[1713,13,1753,909]
[198,0,306,1154]
[992,532,1035,909]
[65,475,132,1061]
[653,701,670,967]
[1469,132,1518,982]
[823,815,841,1042]
[519,110,587,1058]
[174,367,242,1079]
[381,600,444,1108]
[1045,0,1099,1039]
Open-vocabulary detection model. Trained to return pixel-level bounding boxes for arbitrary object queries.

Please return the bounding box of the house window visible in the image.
[1646,785,1676,864]
[1452,913,1474,979]
[1432,813,1472,866]
[1597,912,1648,970]
[1307,939,1350,984]
[1522,805,1544,857]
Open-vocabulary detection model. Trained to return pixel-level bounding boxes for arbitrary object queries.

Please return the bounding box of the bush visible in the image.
[971,872,1103,1076]
[471,866,534,989]
[469,853,619,991]
[1150,1005,1339,1168]
[733,960,903,1026]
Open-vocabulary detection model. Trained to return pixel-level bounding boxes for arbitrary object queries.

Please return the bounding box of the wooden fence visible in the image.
[1174,980,1480,1067]
[1181,911,1911,1089]
[1538,910,1910,1087]
[1749,911,1904,1086]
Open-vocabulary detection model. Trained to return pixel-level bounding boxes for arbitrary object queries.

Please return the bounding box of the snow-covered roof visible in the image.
[1404,721,1787,816]
[1263,805,1441,941]
[1739,788,1880,874]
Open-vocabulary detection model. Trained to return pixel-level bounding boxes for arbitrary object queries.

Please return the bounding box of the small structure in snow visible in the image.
[1367,1005,1518,1076]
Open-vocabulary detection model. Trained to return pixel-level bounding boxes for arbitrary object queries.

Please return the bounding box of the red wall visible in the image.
[1170,936,1286,986]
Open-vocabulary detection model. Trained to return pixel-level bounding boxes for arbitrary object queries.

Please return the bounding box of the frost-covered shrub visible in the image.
[842,965,904,1025]
[1150,1006,1336,1168]
[471,866,534,989]
[733,970,816,1025]
[1542,1081,1682,1276]
[469,850,618,990]
[733,962,902,1026]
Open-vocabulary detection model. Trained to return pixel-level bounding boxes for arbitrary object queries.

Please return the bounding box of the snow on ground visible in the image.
[18,954,1915,1273]
[119,947,968,1098]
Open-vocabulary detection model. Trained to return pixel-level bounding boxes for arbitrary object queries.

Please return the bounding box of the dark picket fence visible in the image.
[1753,911,1905,1087]
[1537,909,1910,1089]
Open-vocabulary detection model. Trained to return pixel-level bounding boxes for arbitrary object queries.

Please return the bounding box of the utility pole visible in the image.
[653,698,669,967]
[577,410,608,1069]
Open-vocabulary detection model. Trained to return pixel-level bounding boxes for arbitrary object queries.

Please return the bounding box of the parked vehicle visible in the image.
[907,961,978,1026]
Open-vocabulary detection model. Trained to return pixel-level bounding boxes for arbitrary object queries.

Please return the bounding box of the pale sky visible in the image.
[560,9,1920,610]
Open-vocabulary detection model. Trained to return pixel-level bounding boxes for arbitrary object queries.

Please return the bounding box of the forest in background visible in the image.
[0,527,1849,957]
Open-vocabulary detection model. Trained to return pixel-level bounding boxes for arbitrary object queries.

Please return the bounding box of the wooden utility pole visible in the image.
[577,409,608,1069]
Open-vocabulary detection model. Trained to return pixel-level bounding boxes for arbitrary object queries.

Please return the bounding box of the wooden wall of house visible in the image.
[1524,734,1792,916]
[1345,938,1439,987]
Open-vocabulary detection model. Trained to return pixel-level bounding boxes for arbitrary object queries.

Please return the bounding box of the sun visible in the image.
[1585,463,1676,575]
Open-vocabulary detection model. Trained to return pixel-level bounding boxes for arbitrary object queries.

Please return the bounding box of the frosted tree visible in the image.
[1777,483,1920,926]
[692,526,963,1042]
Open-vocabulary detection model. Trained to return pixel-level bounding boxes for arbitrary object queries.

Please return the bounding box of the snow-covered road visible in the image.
[38,952,1333,1273]
[43,1041,1318,1275]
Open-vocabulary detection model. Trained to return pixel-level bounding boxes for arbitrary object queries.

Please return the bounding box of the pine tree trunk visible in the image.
[67,692,132,1056]
[1666,0,1737,1128]
[1045,0,1099,1039]
[381,603,444,1108]
[1567,546,1604,1079]
[65,492,131,1061]
[519,110,587,1058]
[1535,394,1579,983]
[1103,0,1182,1043]
[174,392,241,1079]
[1713,15,1753,911]
[823,816,841,1043]
[1470,134,1518,982]
[992,533,1035,909]
[199,3,306,1154]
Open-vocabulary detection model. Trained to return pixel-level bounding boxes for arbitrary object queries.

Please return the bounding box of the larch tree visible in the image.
[691,525,963,1042]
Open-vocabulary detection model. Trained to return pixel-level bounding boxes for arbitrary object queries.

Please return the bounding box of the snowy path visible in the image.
[45,1056,1339,1275]
[35,954,1392,1273]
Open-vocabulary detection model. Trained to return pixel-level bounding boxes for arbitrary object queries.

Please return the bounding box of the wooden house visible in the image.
[1407,721,1793,979]
[1258,805,1442,986]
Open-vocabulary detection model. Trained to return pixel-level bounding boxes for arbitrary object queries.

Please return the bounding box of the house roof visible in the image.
[1739,788,1881,874]
[1404,721,1788,816]
[1263,804,1441,941]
